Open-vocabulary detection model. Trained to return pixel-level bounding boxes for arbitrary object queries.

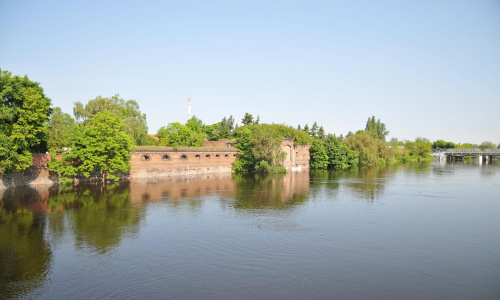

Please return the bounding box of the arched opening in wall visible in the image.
[195,155,200,160]
[162,155,169,161]
[181,155,187,160]
[141,155,150,161]
[206,154,211,159]
[224,154,229,159]
[233,154,237,158]
[284,145,291,162]
[216,154,220,159]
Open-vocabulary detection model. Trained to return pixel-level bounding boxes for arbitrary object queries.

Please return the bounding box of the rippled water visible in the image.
[1,162,499,299]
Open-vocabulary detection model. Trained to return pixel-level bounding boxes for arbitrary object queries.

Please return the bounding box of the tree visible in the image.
[156,122,204,147]
[0,69,52,174]
[479,141,496,149]
[303,124,310,135]
[48,110,134,184]
[73,94,148,146]
[311,122,319,138]
[324,135,358,169]
[309,140,328,170]
[47,107,77,152]
[242,113,254,126]
[365,116,389,140]
[318,126,325,141]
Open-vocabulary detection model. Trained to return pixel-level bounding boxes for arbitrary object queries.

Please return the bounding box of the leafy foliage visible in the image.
[47,107,78,152]
[73,94,148,146]
[365,116,389,140]
[0,69,51,174]
[49,110,135,184]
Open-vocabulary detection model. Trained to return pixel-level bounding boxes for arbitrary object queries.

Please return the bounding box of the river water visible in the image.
[1,162,499,299]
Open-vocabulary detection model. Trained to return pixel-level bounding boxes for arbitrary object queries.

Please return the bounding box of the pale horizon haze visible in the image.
[1,0,499,145]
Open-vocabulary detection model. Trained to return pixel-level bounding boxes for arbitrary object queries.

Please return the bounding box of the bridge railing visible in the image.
[443,148,500,155]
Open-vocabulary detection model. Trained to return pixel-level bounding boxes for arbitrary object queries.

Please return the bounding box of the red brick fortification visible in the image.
[130,148,238,179]
[1,141,311,188]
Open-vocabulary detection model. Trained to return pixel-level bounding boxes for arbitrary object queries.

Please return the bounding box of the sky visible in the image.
[1,0,499,144]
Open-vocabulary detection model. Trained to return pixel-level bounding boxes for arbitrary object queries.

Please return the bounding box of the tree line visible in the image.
[1,68,499,182]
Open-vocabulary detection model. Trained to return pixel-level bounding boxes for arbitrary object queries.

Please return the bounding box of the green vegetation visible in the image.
[0,68,51,174]
[232,123,310,174]
[73,94,148,146]
[48,110,135,184]
[2,67,499,181]
[308,117,434,170]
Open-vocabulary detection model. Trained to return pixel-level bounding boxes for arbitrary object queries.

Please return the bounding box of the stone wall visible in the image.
[0,154,58,189]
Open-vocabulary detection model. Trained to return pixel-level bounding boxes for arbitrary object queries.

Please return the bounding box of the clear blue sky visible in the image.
[1,0,499,144]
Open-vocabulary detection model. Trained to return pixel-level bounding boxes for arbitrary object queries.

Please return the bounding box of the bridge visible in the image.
[431,148,500,164]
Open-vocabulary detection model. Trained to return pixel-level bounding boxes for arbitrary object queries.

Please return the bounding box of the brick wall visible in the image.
[130,148,238,179]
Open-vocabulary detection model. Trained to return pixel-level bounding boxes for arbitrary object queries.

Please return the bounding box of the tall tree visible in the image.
[48,110,134,184]
[242,113,254,126]
[311,122,319,138]
[318,126,325,140]
[73,94,148,145]
[47,107,77,152]
[0,69,52,174]
[309,140,329,170]
[364,116,389,140]
[303,124,310,135]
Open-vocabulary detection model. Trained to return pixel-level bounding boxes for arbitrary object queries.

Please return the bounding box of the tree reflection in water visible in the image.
[0,187,52,299]
[47,183,145,254]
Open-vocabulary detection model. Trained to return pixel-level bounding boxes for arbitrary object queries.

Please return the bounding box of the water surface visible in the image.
[1,162,499,299]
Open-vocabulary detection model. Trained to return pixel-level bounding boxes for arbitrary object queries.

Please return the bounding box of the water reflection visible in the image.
[0,187,52,299]
[2,162,499,299]
[48,184,145,254]
[229,172,309,209]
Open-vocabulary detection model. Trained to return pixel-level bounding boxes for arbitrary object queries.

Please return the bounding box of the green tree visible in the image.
[0,69,52,174]
[324,135,359,169]
[47,107,78,152]
[432,139,456,150]
[242,112,254,126]
[156,122,203,147]
[49,110,134,184]
[186,116,204,133]
[73,94,149,146]
[310,122,319,138]
[479,141,496,149]
[318,126,325,141]
[365,116,389,140]
[232,128,255,173]
[309,140,328,170]
[303,124,310,135]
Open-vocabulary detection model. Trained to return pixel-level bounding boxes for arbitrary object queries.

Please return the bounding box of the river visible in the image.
[1,162,499,299]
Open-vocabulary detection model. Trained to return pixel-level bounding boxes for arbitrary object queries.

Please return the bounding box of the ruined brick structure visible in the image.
[130,148,238,179]
[203,139,235,148]
[281,138,311,171]
[1,139,311,188]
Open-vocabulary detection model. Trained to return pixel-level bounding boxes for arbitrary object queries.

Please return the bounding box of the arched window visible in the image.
[195,155,200,159]
[180,155,187,160]
[206,154,211,159]
[215,154,220,159]
[224,154,229,158]
[162,155,169,160]
[142,155,150,161]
